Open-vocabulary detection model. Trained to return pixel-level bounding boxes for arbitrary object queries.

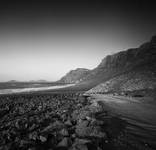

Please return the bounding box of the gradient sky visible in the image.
[0,0,156,81]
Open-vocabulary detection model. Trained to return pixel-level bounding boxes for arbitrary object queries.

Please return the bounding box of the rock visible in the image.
[70,144,88,150]
[76,122,107,139]
[97,147,102,150]
[90,119,104,126]
[89,127,107,139]
[74,138,91,145]
[41,121,64,133]
[52,120,64,129]
[57,137,70,147]
[75,127,91,137]
[28,131,38,140]
[64,120,72,126]
[15,119,20,129]
[39,135,47,142]
[85,116,92,121]
[0,91,110,150]
[72,109,91,121]
[77,120,89,126]
[89,102,103,113]
[28,123,37,131]
[59,128,69,136]
[78,110,91,120]
[71,134,76,138]
[61,113,68,121]
[19,140,31,147]
[41,124,54,132]
[75,120,90,137]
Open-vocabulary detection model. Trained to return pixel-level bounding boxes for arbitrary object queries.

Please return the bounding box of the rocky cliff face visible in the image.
[85,36,156,93]
[77,36,156,89]
[58,36,156,92]
[97,35,156,70]
[58,68,90,84]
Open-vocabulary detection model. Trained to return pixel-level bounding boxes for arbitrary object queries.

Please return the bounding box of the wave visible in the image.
[0,84,75,95]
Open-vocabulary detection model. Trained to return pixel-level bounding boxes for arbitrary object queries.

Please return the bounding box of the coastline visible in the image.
[0,84,75,95]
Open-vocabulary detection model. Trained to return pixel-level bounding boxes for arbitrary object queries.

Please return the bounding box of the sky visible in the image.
[0,0,156,82]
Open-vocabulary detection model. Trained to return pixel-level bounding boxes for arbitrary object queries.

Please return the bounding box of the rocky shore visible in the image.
[0,93,127,150]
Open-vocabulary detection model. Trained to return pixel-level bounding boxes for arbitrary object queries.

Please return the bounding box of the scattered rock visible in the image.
[0,93,121,150]
[59,128,69,136]
[75,126,91,137]
[39,135,47,142]
[29,131,38,140]
[89,127,107,139]
[19,139,31,147]
[64,120,72,126]
[57,137,71,147]
[74,138,91,145]
[70,144,88,150]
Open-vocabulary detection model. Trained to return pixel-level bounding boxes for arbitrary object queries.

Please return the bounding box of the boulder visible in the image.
[57,137,71,147]
[89,127,107,138]
[72,109,91,121]
[76,122,107,139]
[59,128,69,137]
[39,135,47,142]
[64,120,72,126]
[74,138,91,145]
[28,131,38,140]
[75,126,91,137]
[70,144,88,150]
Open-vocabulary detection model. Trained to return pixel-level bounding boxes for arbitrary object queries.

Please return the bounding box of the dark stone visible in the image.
[57,137,71,147]
[59,128,69,137]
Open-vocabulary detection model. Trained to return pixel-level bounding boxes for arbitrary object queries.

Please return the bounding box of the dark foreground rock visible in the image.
[0,93,129,150]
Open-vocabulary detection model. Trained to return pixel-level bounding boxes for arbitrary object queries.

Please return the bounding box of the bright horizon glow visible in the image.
[0,1,156,82]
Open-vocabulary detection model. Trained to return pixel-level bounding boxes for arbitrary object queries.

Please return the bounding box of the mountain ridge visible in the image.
[58,68,90,84]
[58,35,156,92]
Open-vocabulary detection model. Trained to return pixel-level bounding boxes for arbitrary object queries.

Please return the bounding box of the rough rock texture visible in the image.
[56,35,156,92]
[0,93,153,150]
[87,70,156,93]
[0,93,117,150]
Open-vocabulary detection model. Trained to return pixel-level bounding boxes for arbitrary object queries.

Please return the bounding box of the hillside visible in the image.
[85,36,156,93]
[57,36,156,92]
[58,68,90,84]
[86,70,156,94]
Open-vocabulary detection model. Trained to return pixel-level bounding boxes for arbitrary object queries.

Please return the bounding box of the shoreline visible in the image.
[0,84,75,95]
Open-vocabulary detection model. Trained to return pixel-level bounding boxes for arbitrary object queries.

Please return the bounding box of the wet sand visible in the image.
[91,94,156,149]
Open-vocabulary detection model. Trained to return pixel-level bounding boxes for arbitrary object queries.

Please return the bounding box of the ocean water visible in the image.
[0,84,75,95]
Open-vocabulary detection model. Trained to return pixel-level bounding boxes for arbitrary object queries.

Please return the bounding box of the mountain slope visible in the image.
[76,36,156,90]
[58,68,90,84]
[86,70,156,94]
[57,36,156,92]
